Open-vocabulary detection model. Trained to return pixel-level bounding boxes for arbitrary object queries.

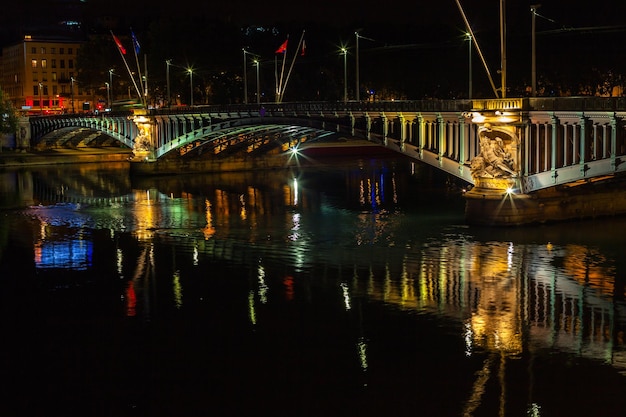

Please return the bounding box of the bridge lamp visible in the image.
[187,67,194,107]
[466,32,472,99]
[105,82,110,111]
[38,82,43,114]
[341,47,348,103]
[166,60,172,107]
[242,49,248,104]
[253,59,260,104]
[70,77,75,113]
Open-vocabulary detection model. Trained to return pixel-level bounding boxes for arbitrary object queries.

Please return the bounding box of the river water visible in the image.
[0,156,625,417]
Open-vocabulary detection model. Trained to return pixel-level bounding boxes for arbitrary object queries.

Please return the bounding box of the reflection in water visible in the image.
[1,160,625,416]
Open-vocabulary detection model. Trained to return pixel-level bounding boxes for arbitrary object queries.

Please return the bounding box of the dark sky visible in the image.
[3,0,625,40]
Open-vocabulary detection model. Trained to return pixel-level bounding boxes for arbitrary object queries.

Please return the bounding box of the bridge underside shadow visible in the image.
[157,122,344,161]
[36,127,128,150]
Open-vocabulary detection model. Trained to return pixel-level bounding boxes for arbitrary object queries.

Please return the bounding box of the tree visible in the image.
[0,87,18,135]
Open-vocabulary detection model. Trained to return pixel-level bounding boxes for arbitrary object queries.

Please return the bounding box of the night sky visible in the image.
[2,0,626,99]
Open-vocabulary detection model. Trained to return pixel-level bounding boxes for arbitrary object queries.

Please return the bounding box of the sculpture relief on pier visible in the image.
[469,123,519,190]
[131,113,154,160]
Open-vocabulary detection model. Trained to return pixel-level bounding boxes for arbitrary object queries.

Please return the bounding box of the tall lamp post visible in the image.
[105,82,110,110]
[187,67,194,107]
[254,59,260,104]
[70,77,75,113]
[108,69,114,105]
[355,32,360,101]
[341,47,348,102]
[243,49,249,104]
[354,32,374,102]
[166,59,172,107]
[530,4,540,97]
[38,82,43,114]
[466,32,472,99]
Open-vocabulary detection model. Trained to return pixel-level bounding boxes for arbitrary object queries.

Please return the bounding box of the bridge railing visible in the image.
[149,100,476,116]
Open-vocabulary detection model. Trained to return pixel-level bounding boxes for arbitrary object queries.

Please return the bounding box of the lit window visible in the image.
[31,59,37,68]
[41,59,47,69]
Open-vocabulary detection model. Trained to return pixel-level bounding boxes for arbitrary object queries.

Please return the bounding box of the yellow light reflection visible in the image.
[340,282,351,310]
[248,290,257,325]
[172,270,182,309]
[357,337,368,371]
[257,262,268,304]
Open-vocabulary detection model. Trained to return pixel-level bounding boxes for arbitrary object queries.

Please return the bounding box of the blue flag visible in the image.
[131,29,140,54]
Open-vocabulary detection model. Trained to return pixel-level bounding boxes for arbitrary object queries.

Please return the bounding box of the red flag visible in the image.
[301,39,306,56]
[112,32,126,55]
[275,39,288,54]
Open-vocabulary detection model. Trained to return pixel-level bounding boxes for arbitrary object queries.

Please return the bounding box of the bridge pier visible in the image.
[463,102,626,225]
[464,177,626,226]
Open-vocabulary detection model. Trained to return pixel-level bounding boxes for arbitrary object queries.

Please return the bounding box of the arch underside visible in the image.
[36,127,129,149]
[157,124,340,159]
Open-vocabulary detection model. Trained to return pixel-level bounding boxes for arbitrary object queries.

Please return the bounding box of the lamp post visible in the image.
[341,47,348,102]
[187,67,193,107]
[38,82,43,114]
[254,58,260,104]
[166,59,171,107]
[355,32,360,101]
[105,82,110,110]
[466,32,472,99]
[354,32,374,102]
[70,77,74,113]
[108,69,114,104]
[243,49,248,104]
[530,4,540,97]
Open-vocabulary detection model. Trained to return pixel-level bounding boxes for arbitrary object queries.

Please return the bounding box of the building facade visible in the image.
[1,35,93,114]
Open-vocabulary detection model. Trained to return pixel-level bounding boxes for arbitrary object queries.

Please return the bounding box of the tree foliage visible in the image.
[0,87,18,135]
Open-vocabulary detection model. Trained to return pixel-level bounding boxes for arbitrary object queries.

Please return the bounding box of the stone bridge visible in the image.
[20,97,626,225]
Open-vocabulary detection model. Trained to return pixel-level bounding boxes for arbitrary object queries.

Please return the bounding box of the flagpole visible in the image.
[280,30,305,103]
[111,31,143,104]
[133,47,144,107]
[131,29,146,107]
[277,35,289,103]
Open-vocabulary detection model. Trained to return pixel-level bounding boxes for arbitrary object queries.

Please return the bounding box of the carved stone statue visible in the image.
[470,124,518,181]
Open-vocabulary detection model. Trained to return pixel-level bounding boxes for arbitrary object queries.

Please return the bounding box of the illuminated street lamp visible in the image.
[243,50,260,105]
[108,69,114,103]
[253,58,260,104]
[187,67,194,107]
[530,4,540,97]
[38,82,43,114]
[341,47,348,102]
[242,49,249,104]
[466,32,472,99]
[105,82,110,110]
[354,32,374,101]
[70,77,75,113]
[166,59,171,107]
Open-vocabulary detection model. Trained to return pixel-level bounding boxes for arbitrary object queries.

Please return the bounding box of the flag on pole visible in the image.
[112,32,126,55]
[275,39,288,54]
[131,29,141,55]
[301,39,306,56]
